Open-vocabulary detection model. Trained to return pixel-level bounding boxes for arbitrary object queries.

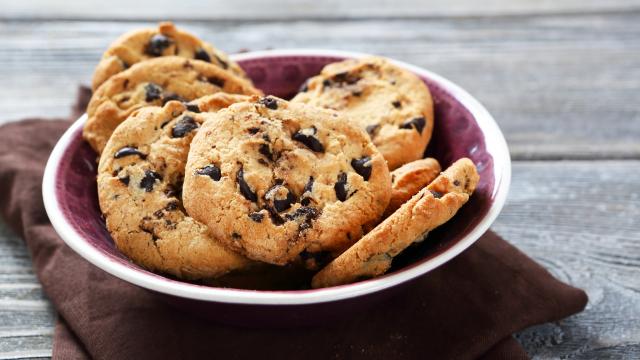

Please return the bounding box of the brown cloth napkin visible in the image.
[0,88,587,360]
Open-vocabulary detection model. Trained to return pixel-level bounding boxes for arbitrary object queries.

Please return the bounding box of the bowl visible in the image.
[42,49,510,325]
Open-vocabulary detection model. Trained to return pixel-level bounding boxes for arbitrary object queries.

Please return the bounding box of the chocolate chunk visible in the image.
[265,184,296,212]
[165,201,179,211]
[118,175,130,186]
[259,97,278,110]
[365,124,379,137]
[171,115,198,138]
[249,212,264,222]
[292,126,324,153]
[237,168,257,202]
[145,34,172,56]
[392,100,401,108]
[162,93,185,105]
[144,83,163,102]
[196,165,221,181]
[259,143,273,161]
[334,172,349,201]
[207,76,225,88]
[301,176,314,205]
[140,170,162,192]
[430,190,443,199]
[399,117,426,134]
[351,156,372,181]
[213,53,229,69]
[114,146,147,159]
[185,103,201,113]
[194,48,211,62]
[265,206,285,225]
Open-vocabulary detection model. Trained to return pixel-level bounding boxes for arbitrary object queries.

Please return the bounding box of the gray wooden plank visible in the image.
[0,14,639,159]
[1,0,640,20]
[1,161,639,358]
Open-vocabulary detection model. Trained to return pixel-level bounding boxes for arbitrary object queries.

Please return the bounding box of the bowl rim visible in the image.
[42,48,511,305]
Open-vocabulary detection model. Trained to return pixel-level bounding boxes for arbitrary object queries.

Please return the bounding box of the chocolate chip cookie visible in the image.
[97,95,253,279]
[92,21,247,90]
[311,158,479,288]
[292,56,434,170]
[182,96,392,266]
[84,56,261,154]
[385,157,441,217]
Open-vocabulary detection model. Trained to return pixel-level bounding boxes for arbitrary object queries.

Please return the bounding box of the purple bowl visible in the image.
[42,50,510,325]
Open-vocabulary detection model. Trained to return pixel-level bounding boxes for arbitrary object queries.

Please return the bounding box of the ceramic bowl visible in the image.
[42,49,510,325]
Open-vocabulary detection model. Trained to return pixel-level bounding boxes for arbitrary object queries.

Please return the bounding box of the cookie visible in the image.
[182,96,392,266]
[385,157,441,217]
[84,56,261,154]
[97,95,253,279]
[92,21,247,90]
[292,56,434,170]
[311,158,479,288]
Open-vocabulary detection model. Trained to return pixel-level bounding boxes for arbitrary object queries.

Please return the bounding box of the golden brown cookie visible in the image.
[182,96,392,266]
[84,56,261,154]
[385,157,441,217]
[292,56,434,170]
[311,158,479,288]
[92,21,247,90]
[97,95,253,279]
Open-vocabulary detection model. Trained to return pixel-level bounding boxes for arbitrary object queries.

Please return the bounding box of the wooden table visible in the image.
[1,1,639,358]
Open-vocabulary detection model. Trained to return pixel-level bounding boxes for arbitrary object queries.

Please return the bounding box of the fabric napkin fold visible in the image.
[0,88,587,360]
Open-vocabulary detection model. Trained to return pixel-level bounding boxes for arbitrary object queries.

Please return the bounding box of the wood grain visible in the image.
[1,161,638,358]
[0,13,639,159]
[1,0,640,20]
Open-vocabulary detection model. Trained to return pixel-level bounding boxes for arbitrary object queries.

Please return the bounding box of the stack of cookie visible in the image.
[84,22,479,289]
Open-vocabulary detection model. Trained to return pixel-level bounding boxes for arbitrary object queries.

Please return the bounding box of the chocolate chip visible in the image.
[144,83,163,102]
[453,180,461,186]
[145,34,172,57]
[237,168,257,202]
[207,76,225,88]
[334,172,348,201]
[162,93,185,105]
[265,206,285,225]
[292,126,324,153]
[196,165,221,181]
[365,124,379,137]
[171,116,198,138]
[249,212,264,222]
[332,71,360,85]
[185,103,201,113]
[352,90,362,97]
[351,156,372,181]
[430,190,443,199]
[392,100,401,108]
[123,79,129,89]
[232,232,242,239]
[399,117,426,134]
[259,97,278,110]
[300,176,314,206]
[194,48,211,62]
[247,127,260,134]
[118,175,130,186]
[213,53,229,69]
[165,201,179,211]
[114,146,147,159]
[140,170,162,192]
[265,184,296,213]
[153,209,164,218]
[298,79,310,93]
[322,79,331,88]
[285,206,319,232]
[259,143,273,161]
